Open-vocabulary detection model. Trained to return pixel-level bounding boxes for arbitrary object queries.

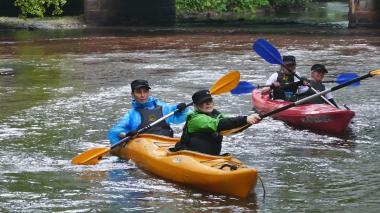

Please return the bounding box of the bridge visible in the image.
[0,0,379,27]
[84,0,175,25]
[349,0,380,27]
[84,0,379,27]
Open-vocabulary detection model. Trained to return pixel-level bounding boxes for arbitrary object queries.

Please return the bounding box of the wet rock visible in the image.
[0,16,86,30]
[0,68,15,76]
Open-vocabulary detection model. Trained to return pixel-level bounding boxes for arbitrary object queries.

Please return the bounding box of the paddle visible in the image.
[231,73,360,95]
[222,69,380,135]
[253,38,337,107]
[323,73,360,86]
[71,70,241,165]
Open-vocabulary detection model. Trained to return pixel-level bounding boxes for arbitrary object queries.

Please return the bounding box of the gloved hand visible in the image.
[126,130,138,137]
[300,76,309,86]
[270,82,281,89]
[176,102,187,112]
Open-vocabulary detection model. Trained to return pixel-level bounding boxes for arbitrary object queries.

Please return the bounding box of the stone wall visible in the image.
[349,0,380,27]
[84,0,175,26]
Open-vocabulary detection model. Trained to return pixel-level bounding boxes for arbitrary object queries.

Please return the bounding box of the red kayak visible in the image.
[251,90,355,135]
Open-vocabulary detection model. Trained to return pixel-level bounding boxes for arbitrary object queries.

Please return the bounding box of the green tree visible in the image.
[14,0,67,18]
[176,0,269,14]
[176,0,312,14]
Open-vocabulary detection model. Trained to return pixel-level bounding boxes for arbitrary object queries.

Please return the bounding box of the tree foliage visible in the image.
[176,0,312,14]
[176,0,269,14]
[13,0,312,19]
[14,0,67,18]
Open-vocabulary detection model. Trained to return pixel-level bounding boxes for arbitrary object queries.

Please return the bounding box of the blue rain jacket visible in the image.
[108,96,188,145]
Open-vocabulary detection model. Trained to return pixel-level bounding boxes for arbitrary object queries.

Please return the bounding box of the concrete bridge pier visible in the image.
[349,0,380,27]
[84,0,176,26]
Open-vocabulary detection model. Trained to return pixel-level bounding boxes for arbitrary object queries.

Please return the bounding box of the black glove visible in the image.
[176,102,187,112]
[299,76,309,86]
[126,130,138,137]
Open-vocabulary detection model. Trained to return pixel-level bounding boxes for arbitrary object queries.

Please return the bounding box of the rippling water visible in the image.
[0,27,380,212]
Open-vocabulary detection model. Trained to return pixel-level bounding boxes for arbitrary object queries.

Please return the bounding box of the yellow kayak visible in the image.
[114,134,258,198]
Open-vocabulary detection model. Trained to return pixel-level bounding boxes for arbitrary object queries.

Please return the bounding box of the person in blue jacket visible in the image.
[108,79,188,145]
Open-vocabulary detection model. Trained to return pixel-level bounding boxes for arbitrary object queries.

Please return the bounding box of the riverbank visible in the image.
[0,16,86,30]
[0,15,345,32]
[1,15,379,37]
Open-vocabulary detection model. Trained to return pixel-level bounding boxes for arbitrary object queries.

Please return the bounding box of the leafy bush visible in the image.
[176,0,269,14]
[14,0,67,18]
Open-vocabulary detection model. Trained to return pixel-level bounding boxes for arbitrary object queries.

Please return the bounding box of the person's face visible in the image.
[311,71,325,82]
[196,100,214,113]
[282,63,296,75]
[132,88,150,104]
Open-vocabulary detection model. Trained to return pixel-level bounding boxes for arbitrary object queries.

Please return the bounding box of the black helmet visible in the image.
[283,55,296,65]
[311,64,328,73]
[192,90,213,104]
[131,79,151,91]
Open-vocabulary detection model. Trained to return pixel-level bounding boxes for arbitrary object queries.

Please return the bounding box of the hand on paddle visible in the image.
[247,114,261,124]
[119,130,138,139]
[270,81,281,89]
[299,77,309,86]
[176,102,187,112]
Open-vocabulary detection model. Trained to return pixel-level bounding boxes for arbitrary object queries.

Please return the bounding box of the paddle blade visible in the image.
[370,69,380,76]
[71,147,110,165]
[253,38,283,65]
[336,73,360,87]
[209,70,240,95]
[231,81,256,95]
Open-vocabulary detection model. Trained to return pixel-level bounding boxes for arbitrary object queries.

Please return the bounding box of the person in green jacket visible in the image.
[170,89,261,155]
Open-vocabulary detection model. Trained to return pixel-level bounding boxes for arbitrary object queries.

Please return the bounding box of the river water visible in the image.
[0,25,380,212]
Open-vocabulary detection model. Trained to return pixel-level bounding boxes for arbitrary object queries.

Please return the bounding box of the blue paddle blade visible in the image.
[253,38,283,65]
[336,73,360,86]
[231,81,256,95]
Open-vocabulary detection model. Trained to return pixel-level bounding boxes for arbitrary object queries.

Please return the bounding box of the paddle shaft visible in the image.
[110,102,193,150]
[254,80,342,89]
[260,72,372,118]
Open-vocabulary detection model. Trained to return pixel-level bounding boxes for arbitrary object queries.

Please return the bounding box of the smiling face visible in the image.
[196,99,214,113]
[132,88,150,104]
[311,71,325,82]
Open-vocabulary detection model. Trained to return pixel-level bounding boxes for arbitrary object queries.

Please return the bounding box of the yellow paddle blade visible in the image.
[71,147,110,165]
[370,69,380,77]
[209,70,240,95]
[220,124,251,136]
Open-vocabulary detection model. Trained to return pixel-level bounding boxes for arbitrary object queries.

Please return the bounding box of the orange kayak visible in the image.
[114,134,258,198]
